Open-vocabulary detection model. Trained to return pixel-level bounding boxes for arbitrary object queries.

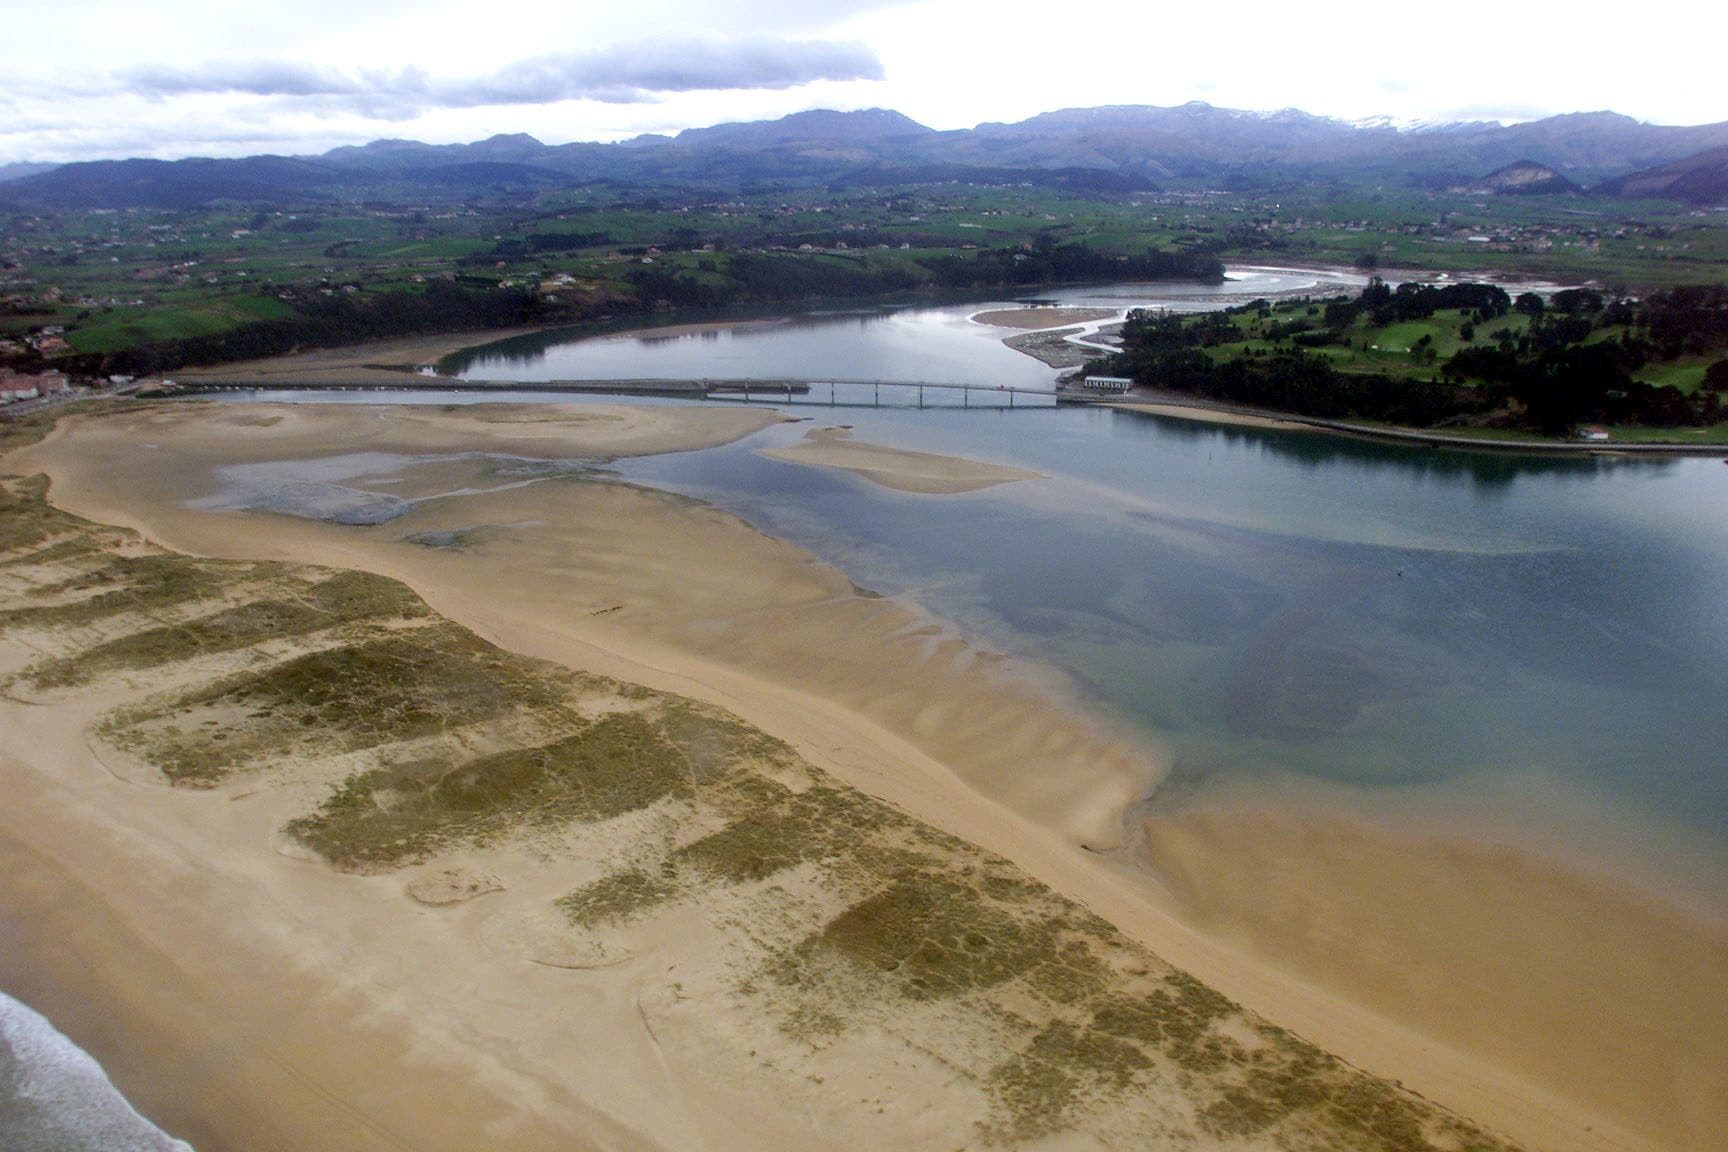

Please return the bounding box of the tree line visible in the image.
[1103,281,1728,435]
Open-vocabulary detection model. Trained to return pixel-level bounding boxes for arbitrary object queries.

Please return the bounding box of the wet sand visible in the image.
[5,401,1726,1152]
[1108,398,1317,432]
[1138,804,1728,1152]
[759,425,1045,493]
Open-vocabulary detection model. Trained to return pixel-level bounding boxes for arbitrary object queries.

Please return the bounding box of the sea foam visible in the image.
[0,990,192,1152]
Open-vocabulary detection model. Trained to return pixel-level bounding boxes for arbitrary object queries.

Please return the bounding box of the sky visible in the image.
[2,0,1723,164]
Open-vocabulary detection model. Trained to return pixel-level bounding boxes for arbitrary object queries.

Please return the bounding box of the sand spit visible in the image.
[170,328,554,385]
[0,471,1518,1152]
[1108,399,1317,433]
[972,308,1117,331]
[6,401,1722,1152]
[759,426,1045,494]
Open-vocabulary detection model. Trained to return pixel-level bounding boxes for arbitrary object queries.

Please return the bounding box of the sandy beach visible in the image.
[1107,398,1318,432]
[760,425,1045,493]
[3,400,1724,1152]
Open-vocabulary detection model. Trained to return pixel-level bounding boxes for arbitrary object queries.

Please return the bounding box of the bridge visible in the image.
[173,376,1084,410]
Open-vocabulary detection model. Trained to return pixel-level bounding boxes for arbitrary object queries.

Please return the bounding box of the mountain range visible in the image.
[4,103,1728,209]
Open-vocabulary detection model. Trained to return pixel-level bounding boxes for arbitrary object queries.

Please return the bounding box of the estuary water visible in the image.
[447,267,1728,905]
[449,265,1372,387]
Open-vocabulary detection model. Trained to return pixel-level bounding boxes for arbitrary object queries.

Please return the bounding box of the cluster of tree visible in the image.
[626,253,923,309]
[1106,280,1727,434]
[60,280,575,377]
[1325,279,1512,327]
[1442,341,1709,432]
[465,231,612,263]
[1637,284,1728,359]
[922,243,1222,289]
[624,243,1221,310]
[1108,345,1488,427]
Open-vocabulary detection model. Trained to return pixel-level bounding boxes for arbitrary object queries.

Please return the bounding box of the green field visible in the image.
[4,180,1726,368]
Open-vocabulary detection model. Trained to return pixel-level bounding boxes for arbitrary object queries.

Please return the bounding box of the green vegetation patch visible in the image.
[289,710,707,867]
[1092,970,1241,1073]
[211,624,554,736]
[557,865,683,928]
[655,699,798,782]
[0,475,58,552]
[28,597,331,688]
[984,1021,1152,1143]
[0,553,235,633]
[24,570,430,688]
[811,872,1061,1000]
[103,623,565,785]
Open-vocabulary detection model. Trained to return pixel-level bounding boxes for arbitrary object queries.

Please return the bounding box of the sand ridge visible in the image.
[759,425,1045,494]
[971,308,1117,330]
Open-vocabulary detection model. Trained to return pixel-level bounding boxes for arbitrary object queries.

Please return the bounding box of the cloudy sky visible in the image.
[3,0,1722,164]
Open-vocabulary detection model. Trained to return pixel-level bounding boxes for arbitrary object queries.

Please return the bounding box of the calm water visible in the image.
[442,272,1728,901]
[616,409,1728,890]
[450,266,1371,388]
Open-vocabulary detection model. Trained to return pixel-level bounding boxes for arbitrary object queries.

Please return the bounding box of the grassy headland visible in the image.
[1098,279,1728,441]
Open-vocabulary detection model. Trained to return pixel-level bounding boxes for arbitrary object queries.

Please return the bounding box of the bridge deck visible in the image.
[174,376,1084,405]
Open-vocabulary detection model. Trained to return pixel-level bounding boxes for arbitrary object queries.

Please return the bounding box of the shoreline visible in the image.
[1108,393,1728,456]
[5,402,1724,1151]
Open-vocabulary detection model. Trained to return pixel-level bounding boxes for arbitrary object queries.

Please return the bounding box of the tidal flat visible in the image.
[0,465,1519,1152]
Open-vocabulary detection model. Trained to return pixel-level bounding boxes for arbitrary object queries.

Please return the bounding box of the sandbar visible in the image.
[759,425,1044,493]
[972,307,1116,330]
[1109,399,1315,432]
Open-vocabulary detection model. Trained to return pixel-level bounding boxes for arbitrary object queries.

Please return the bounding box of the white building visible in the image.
[1078,376,1134,394]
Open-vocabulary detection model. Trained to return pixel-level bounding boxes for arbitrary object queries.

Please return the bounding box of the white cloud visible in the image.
[110,37,883,111]
[1,0,1723,163]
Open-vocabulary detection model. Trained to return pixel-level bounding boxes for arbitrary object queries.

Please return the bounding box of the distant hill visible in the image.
[0,162,57,184]
[6,155,353,209]
[8,104,1728,209]
[1594,145,1728,204]
[1458,159,1580,196]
